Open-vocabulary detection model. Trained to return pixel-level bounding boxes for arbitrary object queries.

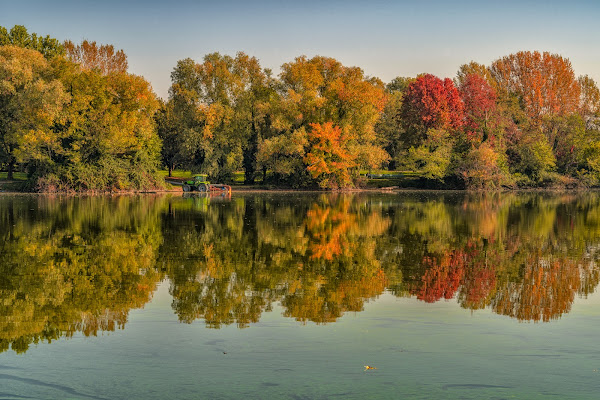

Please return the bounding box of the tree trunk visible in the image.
[243,110,259,185]
[7,159,14,180]
[168,164,173,177]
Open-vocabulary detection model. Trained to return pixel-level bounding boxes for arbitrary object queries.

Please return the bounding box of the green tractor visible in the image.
[183,175,210,192]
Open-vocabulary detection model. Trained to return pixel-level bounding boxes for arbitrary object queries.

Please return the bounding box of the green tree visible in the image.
[155,100,184,176]
[375,77,414,170]
[0,24,64,59]
[0,45,68,180]
[166,53,275,183]
[35,54,162,191]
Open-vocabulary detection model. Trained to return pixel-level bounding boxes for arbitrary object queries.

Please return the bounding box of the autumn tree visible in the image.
[457,143,511,189]
[260,56,388,187]
[0,46,68,180]
[64,39,128,74]
[399,74,464,147]
[490,51,580,124]
[304,122,356,188]
[458,73,499,145]
[165,52,275,182]
[48,66,162,190]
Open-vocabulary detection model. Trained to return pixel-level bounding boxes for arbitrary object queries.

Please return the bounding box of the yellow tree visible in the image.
[0,45,68,179]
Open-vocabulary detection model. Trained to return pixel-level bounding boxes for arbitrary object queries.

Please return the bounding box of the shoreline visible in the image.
[0,185,595,196]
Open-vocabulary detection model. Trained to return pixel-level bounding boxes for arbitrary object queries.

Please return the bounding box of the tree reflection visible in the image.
[161,194,391,326]
[3,191,600,354]
[0,196,163,353]
[387,193,600,322]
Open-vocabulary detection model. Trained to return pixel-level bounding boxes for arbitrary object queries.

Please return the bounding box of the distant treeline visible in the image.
[2,24,600,191]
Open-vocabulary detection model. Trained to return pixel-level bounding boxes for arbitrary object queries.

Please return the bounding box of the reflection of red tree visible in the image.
[412,250,466,303]
[459,261,497,310]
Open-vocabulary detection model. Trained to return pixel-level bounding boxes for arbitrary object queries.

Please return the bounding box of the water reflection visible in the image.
[2,192,600,353]
[0,196,163,353]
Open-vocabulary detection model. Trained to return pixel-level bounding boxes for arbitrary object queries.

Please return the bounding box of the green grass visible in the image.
[0,171,27,180]
[157,169,194,179]
[159,170,248,184]
[0,172,27,192]
[156,169,424,189]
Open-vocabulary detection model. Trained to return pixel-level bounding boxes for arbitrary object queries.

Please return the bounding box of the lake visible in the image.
[1,192,599,399]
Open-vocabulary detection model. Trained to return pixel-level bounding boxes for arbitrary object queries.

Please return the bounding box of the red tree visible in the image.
[459,73,498,145]
[400,74,464,145]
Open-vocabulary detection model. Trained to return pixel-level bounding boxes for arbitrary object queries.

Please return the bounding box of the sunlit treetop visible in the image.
[64,39,128,75]
[0,24,64,59]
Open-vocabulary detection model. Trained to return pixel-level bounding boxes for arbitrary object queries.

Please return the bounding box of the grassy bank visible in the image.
[0,172,27,192]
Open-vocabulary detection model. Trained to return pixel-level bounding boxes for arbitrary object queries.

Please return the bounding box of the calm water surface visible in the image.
[1,192,600,399]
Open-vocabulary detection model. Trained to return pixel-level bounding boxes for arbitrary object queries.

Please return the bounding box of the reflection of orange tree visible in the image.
[394,192,600,322]
[282,195,390,323]
[492,254,582,322]
[163,194,392,326]
[305,196,358,260]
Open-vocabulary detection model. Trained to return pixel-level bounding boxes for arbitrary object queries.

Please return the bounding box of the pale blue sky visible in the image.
[1,0,599,99]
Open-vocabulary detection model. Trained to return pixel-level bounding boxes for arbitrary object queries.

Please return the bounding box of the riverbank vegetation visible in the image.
[2,24,600,191]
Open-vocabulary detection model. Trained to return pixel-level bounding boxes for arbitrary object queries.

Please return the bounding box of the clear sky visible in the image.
[2,0,599,99]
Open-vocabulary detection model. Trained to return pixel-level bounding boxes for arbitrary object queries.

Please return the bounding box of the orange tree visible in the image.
[259,56,388,188]
[305,123,356,188]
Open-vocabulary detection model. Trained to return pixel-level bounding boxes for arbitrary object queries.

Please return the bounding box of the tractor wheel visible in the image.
[183,185,191,192]
[198,183,208,192]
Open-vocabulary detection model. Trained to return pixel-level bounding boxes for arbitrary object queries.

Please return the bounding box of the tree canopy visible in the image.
[3,23,600,190]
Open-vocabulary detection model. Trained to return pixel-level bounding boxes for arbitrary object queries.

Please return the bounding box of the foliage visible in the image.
[45,65,162,191]
[507,129,556,182]
[458,73,499,145]
[163,52,275,183]
[0,28,162,191]
[490,51,580,124]
[405,129,454,181]
[258,55,388,187]
[400,74,464,147]
[0,45,68,180]
[457,143,511,189]
[4,26,600,190]
[63,40,128,74]
[455,61,497,90]
[0,24,64,59]
[305,122,356,188]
